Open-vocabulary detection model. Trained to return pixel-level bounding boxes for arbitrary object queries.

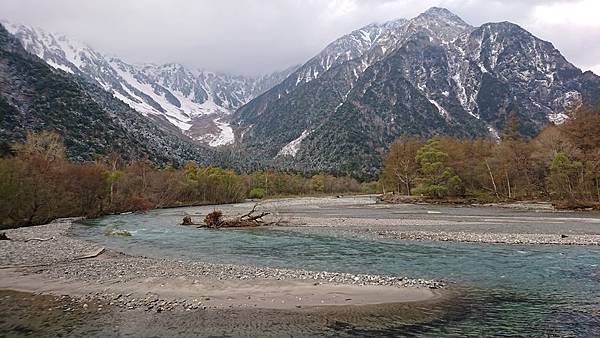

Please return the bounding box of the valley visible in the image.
[1,3,599,337]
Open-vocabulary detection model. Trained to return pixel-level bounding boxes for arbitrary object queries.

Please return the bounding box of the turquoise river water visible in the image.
[72,205,600,337]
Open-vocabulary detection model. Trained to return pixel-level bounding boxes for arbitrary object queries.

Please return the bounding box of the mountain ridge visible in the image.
[2,20,295,147]
[2,8,599,179]
[0,23,216,166]
[232,7,600,179]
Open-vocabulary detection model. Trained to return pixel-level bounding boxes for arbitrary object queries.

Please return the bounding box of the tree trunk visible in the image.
[596,177,600,202]
[110,183,114,206]
[26,200,38,226]
[506,171,512,199]
[109,157,118,207]
[142,166,147,193]
[522,165,532,198]
[485,160,500,199]
[265,173,268,197]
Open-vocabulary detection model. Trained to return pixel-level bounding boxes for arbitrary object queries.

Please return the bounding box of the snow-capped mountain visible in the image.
[2,21,293,146]
[3,9,599,179]
[234,7,600,178]
[236,8,471,123]
[0,23,215,166]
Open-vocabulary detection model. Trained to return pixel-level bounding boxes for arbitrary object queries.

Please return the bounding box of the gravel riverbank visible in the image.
[0,219,444,313]
[365,229,600,245]
[268,196,600,246]
[279,218,600,245]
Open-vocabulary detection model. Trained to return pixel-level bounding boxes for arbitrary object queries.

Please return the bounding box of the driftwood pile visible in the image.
[182,204,278,229]
[182,216,194,226]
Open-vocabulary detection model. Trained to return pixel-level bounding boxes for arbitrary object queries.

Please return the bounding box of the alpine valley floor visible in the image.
[1,196,599,336]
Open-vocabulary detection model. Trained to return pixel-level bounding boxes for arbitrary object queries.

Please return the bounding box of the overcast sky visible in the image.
[0,0,598,76]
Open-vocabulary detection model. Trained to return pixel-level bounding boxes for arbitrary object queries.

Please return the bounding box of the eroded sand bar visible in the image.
[0,217,442,312]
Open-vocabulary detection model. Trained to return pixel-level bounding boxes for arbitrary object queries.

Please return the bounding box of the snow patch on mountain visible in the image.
[428,98,449,117]
[487,126,500,140]
[548,112,569,124]
[110,60,194,130]
[210,119,235,147]
[278,130,311,157]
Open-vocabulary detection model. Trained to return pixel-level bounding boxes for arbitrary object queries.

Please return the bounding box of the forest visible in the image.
[380,105,600,208]
[0,132,365,229]
[2,105,598,229]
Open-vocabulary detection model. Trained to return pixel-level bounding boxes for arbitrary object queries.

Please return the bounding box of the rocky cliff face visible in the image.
[234,7,600,178]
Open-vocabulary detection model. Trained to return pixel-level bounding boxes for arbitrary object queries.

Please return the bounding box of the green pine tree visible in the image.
[414,140,463,198]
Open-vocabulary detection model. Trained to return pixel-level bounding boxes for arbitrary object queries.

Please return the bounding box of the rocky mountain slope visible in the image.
[3,21,293,147]
[0,23,215,165]
[234,7,600,178]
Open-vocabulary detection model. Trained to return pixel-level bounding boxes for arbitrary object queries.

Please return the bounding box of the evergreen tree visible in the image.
[502,112,523,142]
[548,152,582,199]
[414,140,463,198]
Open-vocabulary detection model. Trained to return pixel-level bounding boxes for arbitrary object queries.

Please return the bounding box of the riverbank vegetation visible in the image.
[2,105,598,228]
[0,132,365,229]
[380,105,600,209]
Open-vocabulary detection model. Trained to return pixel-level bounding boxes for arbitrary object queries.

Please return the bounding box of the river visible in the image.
[65,197,600,336]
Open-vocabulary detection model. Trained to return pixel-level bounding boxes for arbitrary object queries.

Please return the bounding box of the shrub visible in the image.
[248,187,266,199]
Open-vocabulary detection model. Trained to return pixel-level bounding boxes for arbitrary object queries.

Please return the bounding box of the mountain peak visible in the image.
[481,21,528,33]
[423,7,458,18]
[410,7,472,42]
[418,7,470,26]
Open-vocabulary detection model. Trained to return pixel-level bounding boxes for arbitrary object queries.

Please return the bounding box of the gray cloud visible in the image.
[0,0,597,75]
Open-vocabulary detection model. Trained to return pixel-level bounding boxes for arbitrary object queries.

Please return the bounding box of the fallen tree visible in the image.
[203,204,273,228]
[0,232,54,242]
[181,204,279,228]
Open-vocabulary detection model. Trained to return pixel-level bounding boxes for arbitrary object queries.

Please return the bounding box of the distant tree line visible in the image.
[0,132,368,229]
[381,105,600,208]
[3,105,598,229]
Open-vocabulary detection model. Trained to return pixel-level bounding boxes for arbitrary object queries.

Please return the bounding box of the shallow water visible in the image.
[67,203,600,337]
[0,289,456,337]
